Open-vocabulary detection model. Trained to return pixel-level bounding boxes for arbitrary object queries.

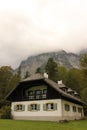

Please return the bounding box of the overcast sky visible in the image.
[0,0,87,69]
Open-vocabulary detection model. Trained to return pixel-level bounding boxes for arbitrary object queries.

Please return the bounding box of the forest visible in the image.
[0,53,87,118]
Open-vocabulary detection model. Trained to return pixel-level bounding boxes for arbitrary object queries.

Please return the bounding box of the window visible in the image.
[43,89,47,94]
[78,107,82,113]
[43,103,57,111]
[42,89,47,99]
[35,90,42,95]
[65,104,70,111]
[28,104,40,111]
[28,91,34,95]
[28,91,35,100]
[35,90,42,99]
[73,106,76,112]
[14,104,25,111]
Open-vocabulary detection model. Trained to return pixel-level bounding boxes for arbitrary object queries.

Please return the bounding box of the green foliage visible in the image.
[80,54,87,68]
[80,54,87,75]
[0,106,11,119]
[58,66,68,84]
[81,87,87,102]
[36,67,42,74]
[17,66,22,80]
[45,58,58,81]
[0,120,87,130]
[0,66,21,101]
[66,68,85,93]
[0,66,13,99]
[24,71,30,79]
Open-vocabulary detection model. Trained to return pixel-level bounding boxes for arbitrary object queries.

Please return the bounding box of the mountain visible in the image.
[15,50,81,78]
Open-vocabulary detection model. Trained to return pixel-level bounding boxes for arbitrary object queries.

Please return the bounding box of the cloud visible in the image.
[0,0,87,68]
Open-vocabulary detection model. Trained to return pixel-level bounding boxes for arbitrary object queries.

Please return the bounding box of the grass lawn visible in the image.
[0,119,87,130]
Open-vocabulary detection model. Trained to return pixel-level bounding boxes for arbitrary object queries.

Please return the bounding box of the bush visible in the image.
[0,106,11,119]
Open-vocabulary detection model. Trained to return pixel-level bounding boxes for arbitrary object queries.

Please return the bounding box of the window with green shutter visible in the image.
[72,106,76,112]
[43,103,57,111]
[65,104,70,111]
[14,104,25,111]
[28,104,40,111]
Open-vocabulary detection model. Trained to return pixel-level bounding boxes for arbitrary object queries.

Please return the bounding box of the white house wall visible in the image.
[11,99,84,121]
[11,99,62,121]
[61,99,84,120]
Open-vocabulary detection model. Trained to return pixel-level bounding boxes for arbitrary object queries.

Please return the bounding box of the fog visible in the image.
[0,0,87,68]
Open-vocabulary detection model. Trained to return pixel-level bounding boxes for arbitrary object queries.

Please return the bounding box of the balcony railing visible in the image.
[26,94,47,100]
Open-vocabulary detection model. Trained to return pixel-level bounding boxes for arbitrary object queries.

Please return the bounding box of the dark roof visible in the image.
[43,78,82,103]
[21,73,44,82]
[6,73,84,104]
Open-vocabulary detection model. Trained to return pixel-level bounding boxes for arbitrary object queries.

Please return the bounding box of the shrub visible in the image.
[0,106,11,119]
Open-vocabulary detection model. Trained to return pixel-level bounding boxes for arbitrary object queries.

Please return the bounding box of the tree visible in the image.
[0,66,21,100]
[0,66,13,99]
[35,67,42,74]
[80,54,87,68]
[80,53,87,115]
[45,58,58,81]
[16,66,22,81]
[80,53,87,75]
[58,66,68,84]
[24,71,30,79]
[66,68,84,93]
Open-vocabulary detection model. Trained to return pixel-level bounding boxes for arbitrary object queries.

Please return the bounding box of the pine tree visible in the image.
[45,58,58,81]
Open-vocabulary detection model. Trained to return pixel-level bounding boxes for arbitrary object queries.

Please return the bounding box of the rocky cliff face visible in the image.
[15,50,81,78]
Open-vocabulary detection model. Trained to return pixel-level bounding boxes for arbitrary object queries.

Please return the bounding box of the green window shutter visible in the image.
[43,104,46,111]
[22,105,25,111]
[28,105,31,111]
[54,103,57,110]
[14,105,17,111]
[37,104,40,111]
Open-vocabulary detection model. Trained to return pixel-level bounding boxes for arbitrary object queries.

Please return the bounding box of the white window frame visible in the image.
[43,103,57,111]
[28,104,40,111]
[14,104,25,111]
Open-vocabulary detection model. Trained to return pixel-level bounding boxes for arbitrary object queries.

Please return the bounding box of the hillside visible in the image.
[15,50,81,77]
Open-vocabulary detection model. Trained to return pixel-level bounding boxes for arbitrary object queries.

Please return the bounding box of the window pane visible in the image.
[30,104,40,111]
[43,89,47,94]
[65,104,70,111]
[15,104,25,111]
[73,106,76,112]
[47,103,54,110]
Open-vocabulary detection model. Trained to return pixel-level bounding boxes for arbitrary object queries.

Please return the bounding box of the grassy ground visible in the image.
[0,119,87,130]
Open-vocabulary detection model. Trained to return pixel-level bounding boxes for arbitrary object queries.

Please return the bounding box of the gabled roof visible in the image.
[6,73,84,104]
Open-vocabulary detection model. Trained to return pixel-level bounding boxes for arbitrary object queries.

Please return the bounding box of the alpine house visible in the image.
[6,73,84,121]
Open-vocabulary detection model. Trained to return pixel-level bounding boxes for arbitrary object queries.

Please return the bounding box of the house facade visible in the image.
[6,73,84,121]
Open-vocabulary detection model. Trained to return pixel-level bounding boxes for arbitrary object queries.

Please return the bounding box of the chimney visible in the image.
[58,80,62,85]
[44,73,48,79]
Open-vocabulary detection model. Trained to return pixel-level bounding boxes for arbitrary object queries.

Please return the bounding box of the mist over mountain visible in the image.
[15,50,83,78]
